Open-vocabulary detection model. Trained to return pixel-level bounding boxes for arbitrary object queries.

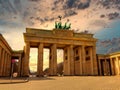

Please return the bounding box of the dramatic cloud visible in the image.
[97,37,120,54]
[63,0,90,9]
[0,0,17,14]
[0,0,120,53]
[89,20,108,28]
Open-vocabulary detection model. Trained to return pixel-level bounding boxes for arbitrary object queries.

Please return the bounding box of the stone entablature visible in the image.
[26,28,94,39]
[24,28,96,48]
[26,28,93,38]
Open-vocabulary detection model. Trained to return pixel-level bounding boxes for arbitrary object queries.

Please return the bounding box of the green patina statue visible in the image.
[55,16,71,30]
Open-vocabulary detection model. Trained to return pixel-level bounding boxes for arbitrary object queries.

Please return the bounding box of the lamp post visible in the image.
[10,59,15,82]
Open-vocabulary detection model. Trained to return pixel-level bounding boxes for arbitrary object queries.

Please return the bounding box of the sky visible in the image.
[95,20,120,40]
[0,0,120,71]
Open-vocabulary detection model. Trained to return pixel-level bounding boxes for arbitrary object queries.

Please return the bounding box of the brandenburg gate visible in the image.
[22,28,98,76]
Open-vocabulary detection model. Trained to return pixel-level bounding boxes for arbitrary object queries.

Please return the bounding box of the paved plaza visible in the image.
[0,76,120,90]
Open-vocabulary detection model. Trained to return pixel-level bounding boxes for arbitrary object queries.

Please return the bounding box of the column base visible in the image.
[37,75,44,77]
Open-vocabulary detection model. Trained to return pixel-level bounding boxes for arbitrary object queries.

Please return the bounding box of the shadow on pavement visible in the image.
[29,77,55,81]
[0,76,55,84]
[0,77,29,84]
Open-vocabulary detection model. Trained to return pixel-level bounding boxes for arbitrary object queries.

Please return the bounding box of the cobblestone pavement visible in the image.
[0,76,120,90]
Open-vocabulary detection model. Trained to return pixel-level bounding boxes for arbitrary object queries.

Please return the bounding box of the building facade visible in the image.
[0,34,12,77]
[97,52,120,76]
[0,34,24,77]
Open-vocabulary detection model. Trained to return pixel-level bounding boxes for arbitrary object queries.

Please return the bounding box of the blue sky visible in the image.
[95,20,120,40]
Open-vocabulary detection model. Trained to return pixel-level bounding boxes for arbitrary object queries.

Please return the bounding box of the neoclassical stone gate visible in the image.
[1,28,120,77]
[22,28,98,76]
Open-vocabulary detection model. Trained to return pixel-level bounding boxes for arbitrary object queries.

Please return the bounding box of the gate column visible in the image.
[79,46,83,75]
[69,45,74,75]
[81,46,86,75]
[49,44,57,75]
[64,45,74,75]
[37,43,44,76]
[90,47,94,75]
[23,42,30,76]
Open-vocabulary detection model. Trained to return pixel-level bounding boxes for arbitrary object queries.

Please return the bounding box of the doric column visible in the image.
[81,45,86,75]
[92,46,98,75]
[49,44,57,75]
[0,50,5,76]
[6,54,9,76]
[3,52,7,76]
[79,46,83,75]
[116,57,120,75]
[90,47,94,75]
[9,55,12,76]
[18,56,22,77]
[104,58,107,75]
[21,54,24,76]
[49,49,53,75]
[114,58,118,75]
[53,44,57,75]
[69,45,74,75]
[23,42,30,76]
[98,59,102,75]
[5,53,9,76]
[0,46,2,76]
[110,58,114,75]
[5,54,11,76]
[0,46,2,62]
[37,43,44,76]
[63,47,70,75]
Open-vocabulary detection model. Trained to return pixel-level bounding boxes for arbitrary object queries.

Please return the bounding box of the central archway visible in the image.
[29,48,38,77]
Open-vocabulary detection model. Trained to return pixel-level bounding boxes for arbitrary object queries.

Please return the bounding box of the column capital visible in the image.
[81,45,85,47]
[25,42,30,44]
[38,43,44,47]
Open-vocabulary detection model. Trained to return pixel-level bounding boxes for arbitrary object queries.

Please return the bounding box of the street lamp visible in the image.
[10,59,16,82]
